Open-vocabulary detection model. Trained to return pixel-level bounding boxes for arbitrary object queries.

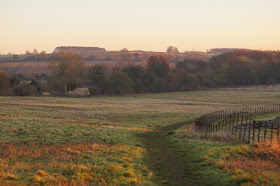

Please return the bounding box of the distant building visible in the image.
[184,51,205,55]
[54,46,107,53]
[208,48,250,55]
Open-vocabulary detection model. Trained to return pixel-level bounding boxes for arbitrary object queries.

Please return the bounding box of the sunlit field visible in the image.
[0,61,117,75]
[1,86,280,185]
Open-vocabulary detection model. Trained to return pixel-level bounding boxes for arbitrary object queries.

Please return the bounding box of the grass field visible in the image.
[0,86,280,185]
[0,61,118,75]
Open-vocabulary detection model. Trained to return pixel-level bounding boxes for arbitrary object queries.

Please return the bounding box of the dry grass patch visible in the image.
[206,143,280,185]
[0,143,153,185]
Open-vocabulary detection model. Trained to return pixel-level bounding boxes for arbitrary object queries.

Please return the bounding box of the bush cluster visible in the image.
[0,72,47,96]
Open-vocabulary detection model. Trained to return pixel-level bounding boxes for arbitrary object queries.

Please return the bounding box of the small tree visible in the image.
[166,46,179,53]
[108,72,133,95]
[40,51,47,60]
[123,65,146,93]
[0,70,12,95]
[147,56,170,77]
[88,64,108,94]
[25,50,31,55]
[142,72,156,92]
[49,51,87,95]
[13,83,37,96]
[32,49,39,55]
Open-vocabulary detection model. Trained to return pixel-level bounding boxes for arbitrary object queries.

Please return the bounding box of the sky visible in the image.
[1,0,280,54]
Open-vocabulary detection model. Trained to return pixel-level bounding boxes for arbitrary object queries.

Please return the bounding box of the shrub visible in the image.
[10,77,20,87]
[108,72,133,95]
[147,56,170,77]
[142,72,156,92]
[88,64,108,95]
[0,70,12,96]
[151,78,169,93]
[123,66,146,93]
[14,83,37,96]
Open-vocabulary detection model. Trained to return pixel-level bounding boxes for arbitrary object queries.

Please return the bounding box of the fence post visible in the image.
[228,113,232,130]
[252,120,255,143]
[243,122,247,143]
[235,113,240,137]
[232,112,236,134]
[277,124,280,144]
[258,121,261,143]
[195,119,200,132]
[264,121,268,143]
[239,110,244,140]
[248,119,252,144]
[239,123,242,140]
[271,121,273,144]
[202,122,204,132]
[225,112,228,131]
[245,110,248,125]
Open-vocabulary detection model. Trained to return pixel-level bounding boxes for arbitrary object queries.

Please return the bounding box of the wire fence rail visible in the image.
[195,105,280,144]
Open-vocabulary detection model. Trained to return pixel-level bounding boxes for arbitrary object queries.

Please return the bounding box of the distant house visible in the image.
[208,48,250,55]
[19,80,32,85]
[54,46,107,53]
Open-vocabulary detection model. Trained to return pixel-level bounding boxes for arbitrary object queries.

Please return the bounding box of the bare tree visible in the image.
[117,48,133,68]
[32,49,38,55]
[147,56,170,77]
[166,46,179,53]
[40,51,47,60]
[49,51,87,95]
[13,54,18,61]
[26,50,31,55]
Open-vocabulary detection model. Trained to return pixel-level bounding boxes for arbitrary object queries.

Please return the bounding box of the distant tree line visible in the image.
[25,49,49,61]
[86,50,280,95]
[1,50,280,96]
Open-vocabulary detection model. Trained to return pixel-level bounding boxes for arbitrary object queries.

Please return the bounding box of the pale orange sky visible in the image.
[0,0,280,54]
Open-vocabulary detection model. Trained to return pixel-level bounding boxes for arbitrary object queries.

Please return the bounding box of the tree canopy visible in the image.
[49,51,87,94]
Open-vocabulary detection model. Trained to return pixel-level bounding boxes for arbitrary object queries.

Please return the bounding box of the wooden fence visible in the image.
[195,105,280,144]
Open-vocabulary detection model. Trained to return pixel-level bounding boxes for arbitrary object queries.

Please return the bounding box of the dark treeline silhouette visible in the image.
[83,50,280,95]
[208,50,280,86]
[1,50,280,96]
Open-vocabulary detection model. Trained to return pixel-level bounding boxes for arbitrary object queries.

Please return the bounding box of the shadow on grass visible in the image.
[136,120,230,185]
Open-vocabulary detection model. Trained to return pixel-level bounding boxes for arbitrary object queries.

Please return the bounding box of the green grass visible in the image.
[0,86,280,185]
[0,118,141,145]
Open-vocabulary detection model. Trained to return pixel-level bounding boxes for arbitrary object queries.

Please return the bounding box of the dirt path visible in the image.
[137,120,229,185]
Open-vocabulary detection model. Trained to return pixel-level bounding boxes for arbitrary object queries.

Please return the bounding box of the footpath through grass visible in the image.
[137,120,232,185]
